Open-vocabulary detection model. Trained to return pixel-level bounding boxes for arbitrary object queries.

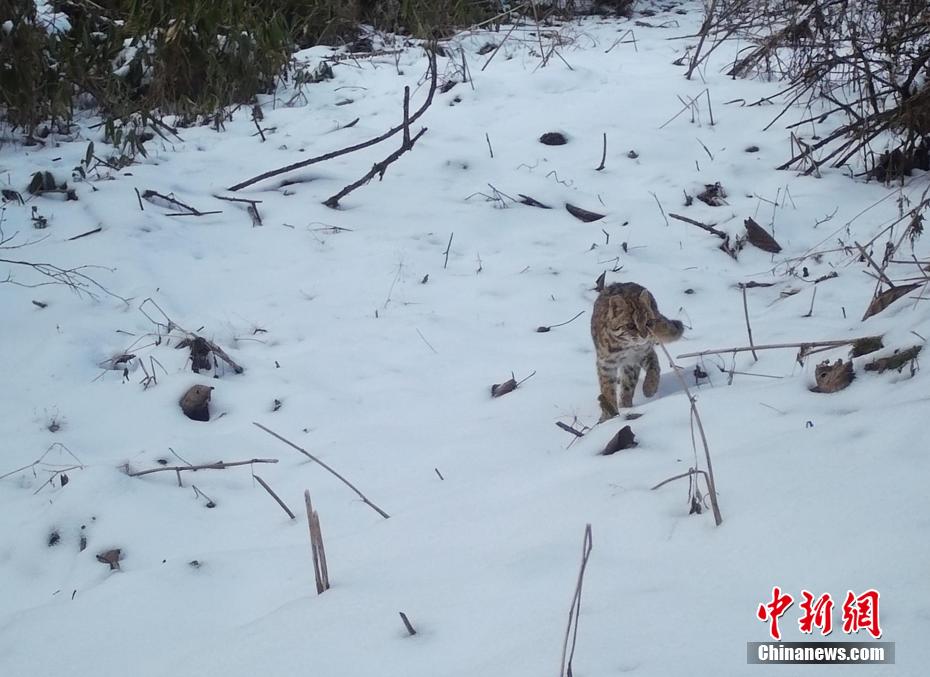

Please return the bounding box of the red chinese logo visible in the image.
[798,591,834,636]
[757,586,794,640]
[842,589,882,639]
[757,588,882,640]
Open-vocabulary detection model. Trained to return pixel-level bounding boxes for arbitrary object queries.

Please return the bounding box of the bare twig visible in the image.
[443,232,454,269]
[677,337,880,359]
[399,612,417,636]
[67,226,102,241]
[555,421,585,437]
[655,342,722,526]
[323,125,428,208]
[253,422,390,519]
[651,467,709,491]
[537,310,585,332]
[230,50,437,191]
[739,285,758,361]
[669,212,727,239]
[596,133,607,171]
[650,191,669,226]
[253,473,296,519]
[128,458,277,478]
[559,524,593,677]
[305,490,330,594]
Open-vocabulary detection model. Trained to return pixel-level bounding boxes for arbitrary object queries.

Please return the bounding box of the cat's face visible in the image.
[607,289,683,343]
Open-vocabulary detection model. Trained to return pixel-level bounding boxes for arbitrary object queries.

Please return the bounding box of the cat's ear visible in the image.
[633,292,655,337]
[638,289,657,310]
[607,295,626,321]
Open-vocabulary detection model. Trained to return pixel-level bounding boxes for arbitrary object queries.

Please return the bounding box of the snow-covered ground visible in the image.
[1,3,928,675]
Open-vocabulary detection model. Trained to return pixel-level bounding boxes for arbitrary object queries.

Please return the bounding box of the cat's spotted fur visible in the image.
[591,282,684,420]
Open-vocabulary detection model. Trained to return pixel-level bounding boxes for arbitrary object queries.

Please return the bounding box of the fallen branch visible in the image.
[141,190,218,217]
[565,203,606,223]
[443,232,454,269]
[1,257,127,302]
[864,345,922,373]
[323,101,428,209]
[67,226,102,241]
[537,310,585,333]
[595,132,607,171]
[490,370,536,397]
[556,421,585,437]
[651,467,709,491]
[656,342,722,526]
[669,212,727,239]
[305,489,330,594]
[253,422,390,519]
[399,612,417,636]
[139,298,245,374]
[128,458,277,478]
[677,337,880,359]
[559,524,593,677]
[739,285,758,361]
[253,473,296,519]
[229,49,437,191]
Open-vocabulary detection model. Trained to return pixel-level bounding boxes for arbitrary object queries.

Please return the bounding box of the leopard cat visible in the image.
[591,282,684,421]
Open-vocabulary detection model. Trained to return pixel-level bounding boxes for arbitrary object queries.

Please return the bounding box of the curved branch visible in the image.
[228,49,438,192]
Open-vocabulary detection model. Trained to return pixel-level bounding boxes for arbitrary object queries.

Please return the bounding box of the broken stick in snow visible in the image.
[559,524,593,677]
[229,49,438,192]
[305,490,330,594]
[253,473,296,519]
[253,422,390,519]
[323,85,429,208]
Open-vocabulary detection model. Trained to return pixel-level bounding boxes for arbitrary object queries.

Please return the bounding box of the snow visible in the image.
[1,3,928,676]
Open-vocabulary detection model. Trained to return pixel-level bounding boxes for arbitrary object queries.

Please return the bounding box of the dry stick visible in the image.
[686,0,716,79]
[529,0,548,68]
[854,241,895,288]
[740,285,758,361]
[141,298,246,374]
[650,192,669,226]
[165,210,223,218]
[596,132,607,171]
[134,187,144,211]
[229,50,437,192]
[481,21,519,72]
[324,86,427,209]
[544,310,585,330]
[677,337,879,359]
[485,132,494,158]
[556,421,585,437]
[443,232,454,269]
[399,612,417,636]
[312,510,329,589]
[129,458,277,478]
[402,85,411,146]
[656,341,722,527]
[559,524,593,677]
[304,490,328,594]
[658,89,707,129]
[804,287,817,318]
[67,226,102,241]
[253,422,390,519]
[323,127,427,207]
[650,467,709,491]
[669,212,727,239]
[213,194,263,205]
[252,114,266,142]
[705,89,715,125]
[141,190,206,215]
[253,473,296,519]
